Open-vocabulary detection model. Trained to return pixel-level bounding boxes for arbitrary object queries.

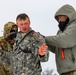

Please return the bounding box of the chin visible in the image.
[23,31,27,33]
[21,29,28,33]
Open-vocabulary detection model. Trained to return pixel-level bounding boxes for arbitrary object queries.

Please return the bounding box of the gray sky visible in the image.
[0,0,76,74]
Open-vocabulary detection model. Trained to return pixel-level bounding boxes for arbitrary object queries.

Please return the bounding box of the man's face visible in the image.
[58,15,68,22]
[11,25,18,32]
[58,15,69,31]
[16,18,30,33]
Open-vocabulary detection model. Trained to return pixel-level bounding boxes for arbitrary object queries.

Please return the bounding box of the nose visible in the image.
[58,17,63,22]
[58,16,67,22]
[22,24,26,27]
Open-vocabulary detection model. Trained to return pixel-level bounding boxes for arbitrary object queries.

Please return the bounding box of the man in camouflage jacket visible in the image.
[0,22,18,75]
[0,13,49,75]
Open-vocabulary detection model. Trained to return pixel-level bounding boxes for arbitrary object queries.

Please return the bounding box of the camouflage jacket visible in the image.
[0,28,49,75]
[0,22,18,75]
[11,28,49,75]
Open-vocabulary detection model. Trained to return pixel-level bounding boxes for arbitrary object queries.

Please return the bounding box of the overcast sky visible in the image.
[0,0,76,75]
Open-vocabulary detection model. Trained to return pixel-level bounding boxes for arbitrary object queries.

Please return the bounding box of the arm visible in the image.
[0,49,13,75]
[0,37,11,65]
[36,33,49,62]
[0,49,11,65]
[39,50,49,62]
[46,44,56,53]
[45,24,76,48]
[0,37,13,52]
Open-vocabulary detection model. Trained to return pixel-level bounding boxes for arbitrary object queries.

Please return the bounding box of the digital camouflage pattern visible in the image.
[11,28,49,75]
[0,22,18,75]
[0,28,49,75]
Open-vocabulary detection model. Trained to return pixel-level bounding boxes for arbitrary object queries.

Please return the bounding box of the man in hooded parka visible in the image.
[45,4,76,75]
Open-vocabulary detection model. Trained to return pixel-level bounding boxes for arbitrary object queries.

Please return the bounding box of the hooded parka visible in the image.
[45,4,76,74]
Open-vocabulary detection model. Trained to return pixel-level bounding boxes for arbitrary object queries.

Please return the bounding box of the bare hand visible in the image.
[38,43,48,56]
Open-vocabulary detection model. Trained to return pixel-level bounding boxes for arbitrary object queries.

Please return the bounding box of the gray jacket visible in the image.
[45,4,76,74]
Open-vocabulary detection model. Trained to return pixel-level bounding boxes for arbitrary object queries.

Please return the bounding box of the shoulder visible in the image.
[16,32,21,39]
[31,31,45,43]
[35,32,45,39]
[31,30,45,37]
[0,36,6,45]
